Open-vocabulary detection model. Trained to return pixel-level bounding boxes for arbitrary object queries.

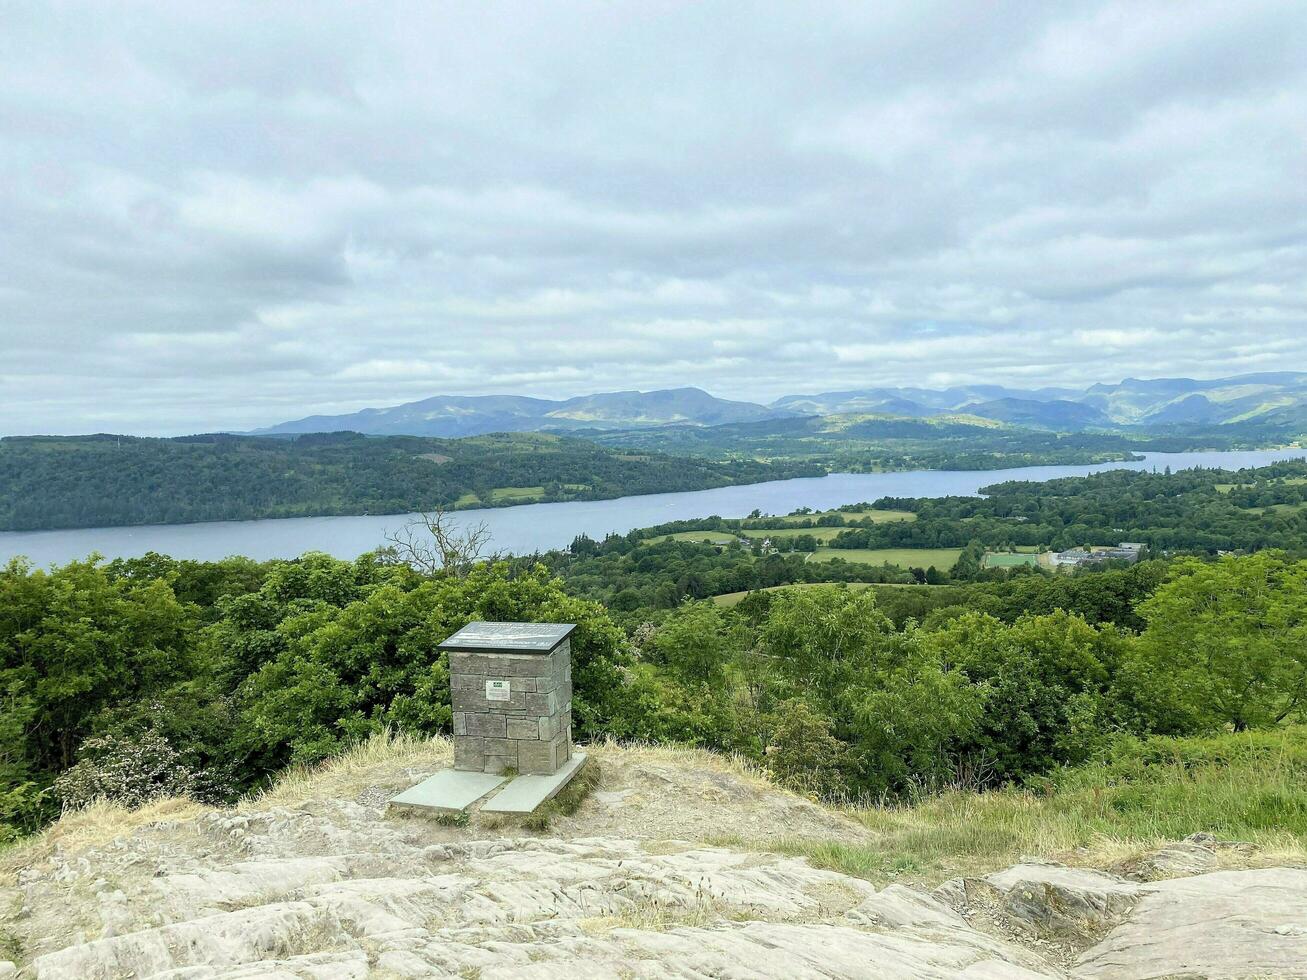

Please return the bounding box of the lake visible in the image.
[1,448,1301,567]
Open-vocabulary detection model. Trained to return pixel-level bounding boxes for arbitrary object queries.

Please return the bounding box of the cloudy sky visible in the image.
[2,1,1305,435]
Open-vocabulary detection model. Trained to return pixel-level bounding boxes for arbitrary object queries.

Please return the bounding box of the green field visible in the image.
[770,508,916,525]
[1218,477,1307,495]
[1244,501,1307,516]
[712,582,877,607]
[455,486,548,506]
[809,547,962,569]
[459,484,593,507]
[738,526,846,542]
[490,485,546,502]
[658,530,741,545]
[982,552,1041,568]
[647,511,917,547]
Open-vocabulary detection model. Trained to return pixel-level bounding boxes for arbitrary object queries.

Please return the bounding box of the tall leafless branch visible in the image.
[379,506,495,577]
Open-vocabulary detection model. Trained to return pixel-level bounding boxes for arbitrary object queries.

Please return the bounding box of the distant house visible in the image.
[1096,547,1143,563]
[1053,544,1143,568]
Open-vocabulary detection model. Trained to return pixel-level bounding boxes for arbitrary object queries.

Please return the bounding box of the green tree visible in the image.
[1124,553,1307,732]
[649,601,734,686]
[765,698,850,797]
[848,626,984,795]
[924,610,1121,781]
[758,587,894,702]
[0,558,194,773]
[235,562,628,770]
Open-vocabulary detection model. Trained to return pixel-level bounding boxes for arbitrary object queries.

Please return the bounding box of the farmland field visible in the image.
[1243,501,1307,516]
[770,507,916,525]
[656,530,740,544]
[490,486,547,502]
[738,526,846,542]
[809,547,962,569]
[982,552,1041,568]
[712,581,876,607]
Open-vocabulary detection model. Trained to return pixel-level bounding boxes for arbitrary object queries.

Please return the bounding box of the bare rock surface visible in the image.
[14,830,1061,979]
[1075,867,1307,980]
[2,742,1305,978]
[936,861,1143,949]
[941,857,1307,979]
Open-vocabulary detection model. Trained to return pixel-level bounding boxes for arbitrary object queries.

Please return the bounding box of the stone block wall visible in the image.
[448,640,572,775]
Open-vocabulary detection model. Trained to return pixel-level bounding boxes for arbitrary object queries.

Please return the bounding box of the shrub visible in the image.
[53,732,202,811]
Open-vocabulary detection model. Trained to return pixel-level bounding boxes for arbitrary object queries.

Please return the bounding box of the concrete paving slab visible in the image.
[480,752,588,814]
[389,769,508,813]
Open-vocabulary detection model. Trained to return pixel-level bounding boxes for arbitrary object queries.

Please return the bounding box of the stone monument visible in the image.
[440,621,575,776]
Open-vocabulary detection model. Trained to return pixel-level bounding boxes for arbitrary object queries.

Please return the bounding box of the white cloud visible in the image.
[0,0,1304,434]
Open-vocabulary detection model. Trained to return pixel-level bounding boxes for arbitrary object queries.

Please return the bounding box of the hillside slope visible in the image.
[3,736,1304,978]
[0,432,817,531]
[256,388,790,438]
[775,372,1307,430]
[254,374,1307,439]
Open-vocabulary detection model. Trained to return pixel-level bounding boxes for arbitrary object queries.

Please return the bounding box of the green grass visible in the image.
[489,486,546,503]
[982,552,1041,568]
[659,531,740,545]
[521,758,601,832]
[651,511,918,547]
[1218,476,1306,496]
[714,727,1307,886]
[459,485,591,507]
[769,508,916,525]
[1244,501,1307,516]
[712,582,877,607]
[809,547,962,570]
[738,527,847,542]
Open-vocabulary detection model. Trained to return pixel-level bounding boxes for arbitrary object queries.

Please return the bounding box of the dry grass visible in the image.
[586,737,778,793]
[2,731,452,872]
[0,796,206,875]
[579,897,728,935]
[10,727,1305,902]
[716,729,1307,886]
[250,730,453,809]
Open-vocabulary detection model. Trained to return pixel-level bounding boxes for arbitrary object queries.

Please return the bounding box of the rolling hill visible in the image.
[780,373,1307,430]
[254,373,1307,439]
[255,388,791,438]
[0,431,820,531]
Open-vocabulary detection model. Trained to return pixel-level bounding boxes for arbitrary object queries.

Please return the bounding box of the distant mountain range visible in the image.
[771,373,1307,429]
[255,388,789,438]
[254,373,1307,438]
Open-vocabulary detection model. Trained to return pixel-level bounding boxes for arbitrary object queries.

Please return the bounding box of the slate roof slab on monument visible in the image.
[439,621,576,654]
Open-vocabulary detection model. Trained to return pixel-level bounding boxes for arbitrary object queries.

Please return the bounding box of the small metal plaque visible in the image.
[486,679,511,701]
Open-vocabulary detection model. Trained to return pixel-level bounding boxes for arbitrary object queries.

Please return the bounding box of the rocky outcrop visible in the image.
[1076,867,1307,979]
[21,832,1061,979]
[938,850,1307,979]
[935,861,1142,948]
[2,745,1305,978]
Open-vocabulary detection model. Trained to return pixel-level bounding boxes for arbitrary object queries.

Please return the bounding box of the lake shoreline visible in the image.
[0,447,1163,535]
[2,448,1302,567]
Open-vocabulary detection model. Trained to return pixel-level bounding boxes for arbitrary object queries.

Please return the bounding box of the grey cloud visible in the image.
[0,0,1305,434]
